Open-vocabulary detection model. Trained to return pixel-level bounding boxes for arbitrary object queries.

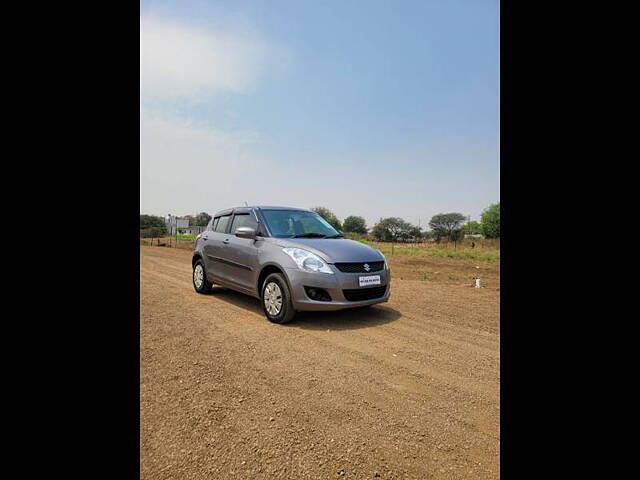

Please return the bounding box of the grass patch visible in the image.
[427,248,500,261]
[176,234,196,241]
[368,241,500,262]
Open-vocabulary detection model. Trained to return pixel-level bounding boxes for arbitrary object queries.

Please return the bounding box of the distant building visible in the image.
[165,215,189,235]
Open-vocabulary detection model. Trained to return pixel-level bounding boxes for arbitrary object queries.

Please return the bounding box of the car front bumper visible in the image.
[284,266,391,311]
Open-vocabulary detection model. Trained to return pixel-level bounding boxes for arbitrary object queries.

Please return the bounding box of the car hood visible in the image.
[274,238,384,263]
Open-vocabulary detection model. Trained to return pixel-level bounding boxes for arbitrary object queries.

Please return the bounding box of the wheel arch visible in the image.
[192,252,204,268]
[257,263,291,298]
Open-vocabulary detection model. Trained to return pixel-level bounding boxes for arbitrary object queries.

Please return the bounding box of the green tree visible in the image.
[194,212,212,227]
[428,213,466,242]
[140,214,167,238]
[371,217,413,242]
[480,203,500,238]
[463,220,482,235]
[342,215,367,234]
[407,225,423,241]
[140,214,166,230]
[311,206,342,231]
[422,230,435,241]
[149,225,167,237]
[450,227,464,248]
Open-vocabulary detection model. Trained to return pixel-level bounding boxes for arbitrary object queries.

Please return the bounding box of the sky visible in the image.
[140,0,499,228]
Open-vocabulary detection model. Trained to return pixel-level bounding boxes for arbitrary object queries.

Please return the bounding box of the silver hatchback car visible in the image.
[192,206,390,323]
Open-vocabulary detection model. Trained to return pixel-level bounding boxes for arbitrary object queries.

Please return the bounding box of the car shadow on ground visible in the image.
[208,287,402,331]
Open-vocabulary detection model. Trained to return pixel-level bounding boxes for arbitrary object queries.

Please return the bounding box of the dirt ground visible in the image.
[140,246,499,479]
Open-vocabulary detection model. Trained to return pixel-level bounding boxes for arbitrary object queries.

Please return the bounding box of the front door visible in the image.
[203,214,233,283]
[223,211,260,293]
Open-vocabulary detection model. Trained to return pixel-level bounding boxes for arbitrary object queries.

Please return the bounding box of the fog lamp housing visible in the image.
[304,286,332,302]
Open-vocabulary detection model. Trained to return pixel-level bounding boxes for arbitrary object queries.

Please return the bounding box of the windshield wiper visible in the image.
[291,232,327,238]
[324,233,344,238]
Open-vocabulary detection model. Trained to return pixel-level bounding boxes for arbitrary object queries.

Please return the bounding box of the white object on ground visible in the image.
[475,278,482,288]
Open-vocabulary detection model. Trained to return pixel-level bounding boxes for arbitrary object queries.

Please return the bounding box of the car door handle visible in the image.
[223,238,230,244]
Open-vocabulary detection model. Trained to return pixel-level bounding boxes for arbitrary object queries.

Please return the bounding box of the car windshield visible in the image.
[261,210,340,238]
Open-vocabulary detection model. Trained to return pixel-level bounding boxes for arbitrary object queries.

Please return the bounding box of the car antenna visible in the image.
[244,201,248,206]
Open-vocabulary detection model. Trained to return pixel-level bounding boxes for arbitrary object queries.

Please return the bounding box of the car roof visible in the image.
[253,206,311,211]
[212,206,312,217]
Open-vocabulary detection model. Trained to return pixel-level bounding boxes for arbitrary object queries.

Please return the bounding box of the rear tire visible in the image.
[193,259,213,294]
[261,273,296,324]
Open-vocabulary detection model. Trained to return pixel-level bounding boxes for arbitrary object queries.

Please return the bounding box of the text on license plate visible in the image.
[359,275,381,287]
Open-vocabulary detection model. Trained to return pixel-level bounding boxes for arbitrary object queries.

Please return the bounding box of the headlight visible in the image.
[282,247,334,274]
[377,249,389,270]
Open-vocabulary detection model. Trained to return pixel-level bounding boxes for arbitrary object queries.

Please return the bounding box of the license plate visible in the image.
[359,275,381,287]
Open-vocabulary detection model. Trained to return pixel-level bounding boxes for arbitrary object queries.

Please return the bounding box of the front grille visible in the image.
[334,261,384,273]
[342,285,387,301]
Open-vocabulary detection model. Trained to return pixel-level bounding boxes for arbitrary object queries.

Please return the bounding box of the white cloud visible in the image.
[140,109,268,215]
[140,17,280,101]
[139,16,291,215]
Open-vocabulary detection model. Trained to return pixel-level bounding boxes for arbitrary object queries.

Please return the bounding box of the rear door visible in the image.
[202,213,233,283]
[223,209,260,292]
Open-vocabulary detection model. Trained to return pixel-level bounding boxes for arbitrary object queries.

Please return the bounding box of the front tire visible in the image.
[261,273,296,324]
[193,259,213,294]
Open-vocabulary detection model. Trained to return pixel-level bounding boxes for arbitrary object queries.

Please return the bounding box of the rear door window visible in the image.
[214,215,231,233]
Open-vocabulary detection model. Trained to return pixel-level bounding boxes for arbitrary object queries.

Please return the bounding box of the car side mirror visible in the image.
[235,226,257,239]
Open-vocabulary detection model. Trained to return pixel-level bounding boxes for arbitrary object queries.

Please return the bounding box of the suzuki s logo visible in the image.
[363,263,371,272]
